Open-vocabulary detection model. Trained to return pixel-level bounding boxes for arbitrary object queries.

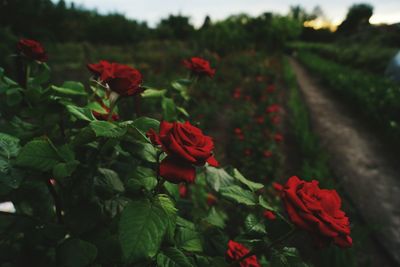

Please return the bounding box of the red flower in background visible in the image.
[226,240,260,267]
[234,128,245,141]
[147,121,218,183]
[17,39,47,62]
[87,60,143,96]
[266,84,276,93]
[255,116,264,125]
[274,133,284,143]
[266,104,280,114]
[233,87,242,99]
[275,176,352,248]
[244,149,252,157]
[263,150,273,158]
[183,57,215,78]
[263,210,276,220]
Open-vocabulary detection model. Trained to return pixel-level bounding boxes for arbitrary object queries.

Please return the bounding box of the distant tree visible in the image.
[156,15,195,40]
[337,3,373,34]
[289,5,316,23]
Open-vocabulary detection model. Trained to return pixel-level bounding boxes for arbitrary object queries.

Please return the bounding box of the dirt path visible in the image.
[289,58,400,266]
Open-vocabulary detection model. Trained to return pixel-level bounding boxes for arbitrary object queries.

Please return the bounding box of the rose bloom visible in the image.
[147,121,218,183]
[274,133,284,143]
[233,87,242,99]
[263,210,276,220]
[266,104,280,114]
[87,60,143,96]
[17,39,48,62]
[263,150,273,158]
[275,176,352,248]
[226,240,260,267]
[183,57,215,78]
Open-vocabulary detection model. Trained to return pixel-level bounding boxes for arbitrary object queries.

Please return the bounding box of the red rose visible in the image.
[266,104,280,114]
[255,116,264,125]
[92,101,119,121]
[233,87,241,99]
[183,57,215,78]
[147,121,218,183]
[226,240,260,267]
[263,210,276,220]
[274,133,284,143]
[87,61,143,96]
[263,150,272,158]
[275,176,352,248]
[17,39,47,62]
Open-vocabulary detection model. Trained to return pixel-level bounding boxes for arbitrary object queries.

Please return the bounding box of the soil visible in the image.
[289,58,400,267]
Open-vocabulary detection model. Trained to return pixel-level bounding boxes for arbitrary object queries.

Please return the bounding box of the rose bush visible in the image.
[0,39,352,267]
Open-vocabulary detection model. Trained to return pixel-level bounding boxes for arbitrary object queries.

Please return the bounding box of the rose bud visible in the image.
[274,133,284,143]
[17,38,48,62]
[179,183,188,198]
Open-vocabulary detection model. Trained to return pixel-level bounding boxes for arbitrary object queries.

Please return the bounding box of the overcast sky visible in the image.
[58,0,400,27]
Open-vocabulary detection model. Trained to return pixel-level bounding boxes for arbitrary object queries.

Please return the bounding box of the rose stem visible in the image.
[45,178,64,224]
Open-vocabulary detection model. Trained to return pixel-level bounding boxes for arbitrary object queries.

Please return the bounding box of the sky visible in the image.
[58,0,400,27]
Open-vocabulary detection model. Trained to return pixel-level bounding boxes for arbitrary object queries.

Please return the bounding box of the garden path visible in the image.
[289,57,400,266]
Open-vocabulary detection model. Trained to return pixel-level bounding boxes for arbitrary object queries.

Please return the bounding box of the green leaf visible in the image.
[127,166,157,192]
[0,132,20,159]
[6,87,22,106]
[171,80,190,101]
[32,63,50,84]
[232,168,263,192]
[52,161,79,179]
[205,166,234,192]
[94,168,125,194]
[136,142,158,163]
[258,196,276,211]
[157,247,194,267]
[119,198,168,263]
[66,105,96,122]
[132,117,160,133]
[16,139,60,171]
[52,81,87,96]
[204,207,227,229]
[141,88,167,98]
[156,194,177,242]
[162,97,177,121]
[220,185,256,206]
[175,224,203,253]
[244,214,266,234]
[176,106,189,117]
[90,121,127,138]
[56,238,97,267]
